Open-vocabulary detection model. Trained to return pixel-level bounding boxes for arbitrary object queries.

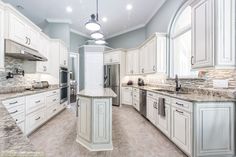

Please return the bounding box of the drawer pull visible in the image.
[10,110,18,114]
[53,91,57,94]
[35,117,41,121]
[176,102,183,106]
[53,109,57,112]
[53,99,57,102]
[176,110,184,114]
[148,94,153,96]
[35,100,41,103]
[9,101,18,105]
[15,119,18,122]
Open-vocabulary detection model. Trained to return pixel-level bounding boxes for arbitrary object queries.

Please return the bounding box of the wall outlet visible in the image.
[213,80,229,88]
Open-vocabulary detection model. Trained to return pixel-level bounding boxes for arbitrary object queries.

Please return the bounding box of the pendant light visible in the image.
[91,31,104,39]
[95,39,106,45]
[85,0,101,31]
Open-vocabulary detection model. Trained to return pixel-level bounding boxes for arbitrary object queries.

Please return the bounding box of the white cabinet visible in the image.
[104,51,121,64]
[121,87,133,105]
[49,40,60,82]
[156,35,167,73]
[0,5,4,71]
[132,88,140,111]
[146,92,157,125]
[191,0,236,69]
[59,41,68,67]
[126,49,139,75]
[171,106,191,155]
[191,0,214,69]
[6,12,39,50]
[194,102,235,157]
[145,38,157,73]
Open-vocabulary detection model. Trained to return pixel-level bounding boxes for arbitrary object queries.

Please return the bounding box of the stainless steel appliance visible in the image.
[104,64,120,106]
[139,90,147,117]
[5,39,47,61]
[60,67,69,104]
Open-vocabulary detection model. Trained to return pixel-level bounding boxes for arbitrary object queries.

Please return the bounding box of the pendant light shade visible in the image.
[95,39,106,45]
[91,31,104,39]
[85,14,101,31]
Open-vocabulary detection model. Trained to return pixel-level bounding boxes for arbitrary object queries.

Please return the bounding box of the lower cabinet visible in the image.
[121,87,133,105]
[132,88,140,111]
[171,106,191,155]
[156,104,170,137]
[146,93,157,125]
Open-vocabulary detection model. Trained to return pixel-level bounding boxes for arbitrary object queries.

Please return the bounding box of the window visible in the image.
[170,5,198,78]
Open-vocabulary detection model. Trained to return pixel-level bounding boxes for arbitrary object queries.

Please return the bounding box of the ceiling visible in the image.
[2,0,166,39]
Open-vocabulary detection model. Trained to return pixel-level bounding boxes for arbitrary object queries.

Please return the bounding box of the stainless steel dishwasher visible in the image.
[139,89,147,117]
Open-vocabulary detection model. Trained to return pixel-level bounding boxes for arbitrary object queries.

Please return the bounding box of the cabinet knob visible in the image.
[64,60,66,65]
[153,66,156,71]
[191,56,194,65]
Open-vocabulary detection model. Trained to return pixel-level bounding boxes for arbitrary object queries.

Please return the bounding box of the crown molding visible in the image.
[105,24,145,39]
[70,29,90,38]
[46,18,72,24]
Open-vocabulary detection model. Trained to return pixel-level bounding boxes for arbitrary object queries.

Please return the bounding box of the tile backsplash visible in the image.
[0,56,58,87]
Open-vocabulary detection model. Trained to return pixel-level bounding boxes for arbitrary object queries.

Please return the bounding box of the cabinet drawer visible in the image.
[172,99,193,112]
[47,89,59,97]
[47,104,59,119]
[133,92,139,100]
[12,112,25,123]
[155,94,171,104]
[26,93,45,114]
[133,99,140,111]
[147,91,157,99]
[46,94,59,107]
[26,108,46,134]
[133,88,139,92]
[2,97,25,109]
[7,104,25,116]
[110,52,120,63]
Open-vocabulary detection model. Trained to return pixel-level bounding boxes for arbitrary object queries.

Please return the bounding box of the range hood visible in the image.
[5,39,47,61]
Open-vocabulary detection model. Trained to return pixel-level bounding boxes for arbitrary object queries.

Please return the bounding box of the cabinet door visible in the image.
[8,13,28,46]
[121,87,132,105]
[191,0,214,68]
[37,35,49,73]
[146,96,157,125]
[93,99,111,143]
[157,104,170,137]
[126,52,133,75]
[104,53,111,64]
[146,38,157,73]
[139,46,147,74]
[78,97,91,142]
[171,107,191,155]
[132,49,139,74]
[156,36,167,73]
[194,103,234,156]
[110,52,120,63]
[60,43,68,67]
[49,40,60,80]
[0,6,4,71]
[26,25,39,50]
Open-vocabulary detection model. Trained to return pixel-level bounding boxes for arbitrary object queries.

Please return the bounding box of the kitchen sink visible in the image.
[151,89,189,95]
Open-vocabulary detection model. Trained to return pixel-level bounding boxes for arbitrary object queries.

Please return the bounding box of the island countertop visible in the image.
[78,88,117,98]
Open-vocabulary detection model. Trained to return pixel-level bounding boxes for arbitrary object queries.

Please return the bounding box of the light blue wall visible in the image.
[70,32,88,53]
[106,27,146,49]
[107,0,185,49]
[146,0,184,37]
[43,22,70,48]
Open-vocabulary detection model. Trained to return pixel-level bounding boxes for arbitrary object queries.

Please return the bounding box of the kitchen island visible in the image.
[76,88,117,151]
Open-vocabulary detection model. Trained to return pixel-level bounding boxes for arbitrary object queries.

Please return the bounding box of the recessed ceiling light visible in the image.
[66,6,73,13]
[126,4,133,10]
[102,17,107,22]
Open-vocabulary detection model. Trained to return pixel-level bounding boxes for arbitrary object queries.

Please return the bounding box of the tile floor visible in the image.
[29,105,187,157]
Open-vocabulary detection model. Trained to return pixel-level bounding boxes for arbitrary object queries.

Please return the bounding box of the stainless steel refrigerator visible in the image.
[104,64,120,106]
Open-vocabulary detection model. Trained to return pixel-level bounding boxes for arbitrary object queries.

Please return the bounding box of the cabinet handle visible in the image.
[148,94,153,96]
[64,60,66,65]
[25,37,28,44]
[53,91,57,94]
[10,110,18,114]
[176,102,184,107]
[176,110,184,114]
[142,68,144,73]
[191,56,194,65]
[15,119,18,122]
[29,38,31,45]
[35,117,41,121]
[53,99,57,102]
[53,109,57,112]
[153,66,156,71]
[9,101,18,105]
[35,100,41,103]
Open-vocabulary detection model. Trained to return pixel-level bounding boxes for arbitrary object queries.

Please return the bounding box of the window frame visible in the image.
[169,1,198,79]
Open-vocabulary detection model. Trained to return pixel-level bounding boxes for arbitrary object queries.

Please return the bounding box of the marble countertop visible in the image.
[78,88,117,98]
[124,85,236,103]
[0,86,59,155]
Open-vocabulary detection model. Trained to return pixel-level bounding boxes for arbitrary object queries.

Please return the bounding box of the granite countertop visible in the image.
[0,86,59,156]
[124,85,236,103]
[78,88,117,98]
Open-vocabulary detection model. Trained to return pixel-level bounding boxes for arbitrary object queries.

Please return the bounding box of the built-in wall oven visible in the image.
[60,67,68,104]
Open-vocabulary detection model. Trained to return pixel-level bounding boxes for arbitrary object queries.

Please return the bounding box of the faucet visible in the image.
[175,75,181,92]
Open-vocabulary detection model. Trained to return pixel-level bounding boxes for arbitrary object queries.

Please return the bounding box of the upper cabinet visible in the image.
[191,0,236,69]
[104,50,122,65]
[59,41,68,67]
[126,33,167,75]
[126,49,139,75]
[0,4,4,71]
[4,9,40,51]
